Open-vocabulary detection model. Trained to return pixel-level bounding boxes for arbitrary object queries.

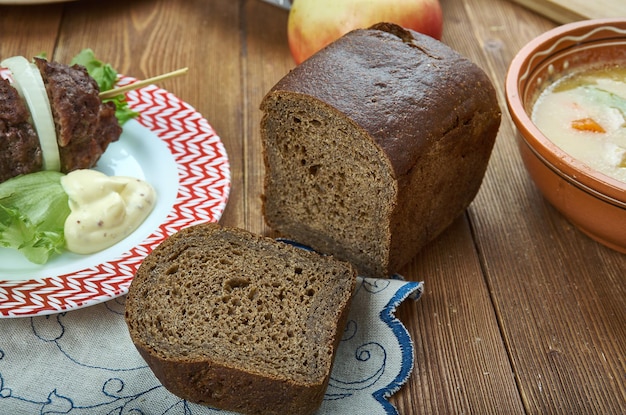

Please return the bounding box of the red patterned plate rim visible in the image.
[0,76,231,318]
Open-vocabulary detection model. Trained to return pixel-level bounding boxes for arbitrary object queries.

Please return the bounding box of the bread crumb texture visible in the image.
[125,223,355,414]
[262,95,395,278]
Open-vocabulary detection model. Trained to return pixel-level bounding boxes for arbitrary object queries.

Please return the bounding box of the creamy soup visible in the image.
[532,66,626,183]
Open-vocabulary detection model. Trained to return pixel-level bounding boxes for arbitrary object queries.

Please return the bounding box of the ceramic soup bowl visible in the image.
[505,18,626,253]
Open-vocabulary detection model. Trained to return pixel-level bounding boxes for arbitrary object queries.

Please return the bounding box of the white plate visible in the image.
[0,75,231,317]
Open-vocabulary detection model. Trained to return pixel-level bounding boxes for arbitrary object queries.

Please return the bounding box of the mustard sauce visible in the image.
[61,170,156,254]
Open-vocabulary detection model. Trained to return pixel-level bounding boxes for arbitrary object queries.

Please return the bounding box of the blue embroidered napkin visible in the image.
[0,276,422,415]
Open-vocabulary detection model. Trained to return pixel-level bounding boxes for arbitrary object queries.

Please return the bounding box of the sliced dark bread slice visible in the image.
[125,222,356,415]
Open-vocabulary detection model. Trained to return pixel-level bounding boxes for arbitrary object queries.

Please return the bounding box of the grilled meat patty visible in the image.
[0,58,123,183]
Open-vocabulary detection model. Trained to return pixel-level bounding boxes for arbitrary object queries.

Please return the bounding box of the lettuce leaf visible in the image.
[70,48,139,125]
[0,171,70,264]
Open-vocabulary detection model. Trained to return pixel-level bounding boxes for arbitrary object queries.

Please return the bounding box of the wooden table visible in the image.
[1,0,624,413]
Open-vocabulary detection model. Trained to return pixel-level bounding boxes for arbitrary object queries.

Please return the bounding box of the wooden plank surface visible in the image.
[1,0,625,414]
[509,0,626,24]
[461,0,626,413]
[0,5,62,58]
[391,217,526,414]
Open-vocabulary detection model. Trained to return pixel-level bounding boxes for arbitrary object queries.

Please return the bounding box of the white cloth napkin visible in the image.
[0,276,422,415]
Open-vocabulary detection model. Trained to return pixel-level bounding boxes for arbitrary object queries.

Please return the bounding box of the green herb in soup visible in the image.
[532,66,626,181]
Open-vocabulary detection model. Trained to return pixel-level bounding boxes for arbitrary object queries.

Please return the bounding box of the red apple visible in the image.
[287,0,444,64]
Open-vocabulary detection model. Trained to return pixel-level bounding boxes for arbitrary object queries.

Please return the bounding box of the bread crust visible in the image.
[261,23,501,277]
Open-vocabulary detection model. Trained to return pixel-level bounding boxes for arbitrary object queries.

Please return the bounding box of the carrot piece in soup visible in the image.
[571,117,606,133]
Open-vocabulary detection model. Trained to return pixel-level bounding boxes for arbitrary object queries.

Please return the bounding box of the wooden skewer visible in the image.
[99,67,189,99]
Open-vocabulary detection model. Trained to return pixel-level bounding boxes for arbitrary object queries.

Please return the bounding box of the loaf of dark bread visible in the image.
[125,222,356,415]
[261,23,501,278]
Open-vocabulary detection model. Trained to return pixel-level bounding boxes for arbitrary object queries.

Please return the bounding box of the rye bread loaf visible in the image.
[261,23,501,278]
[125,222,356,415]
